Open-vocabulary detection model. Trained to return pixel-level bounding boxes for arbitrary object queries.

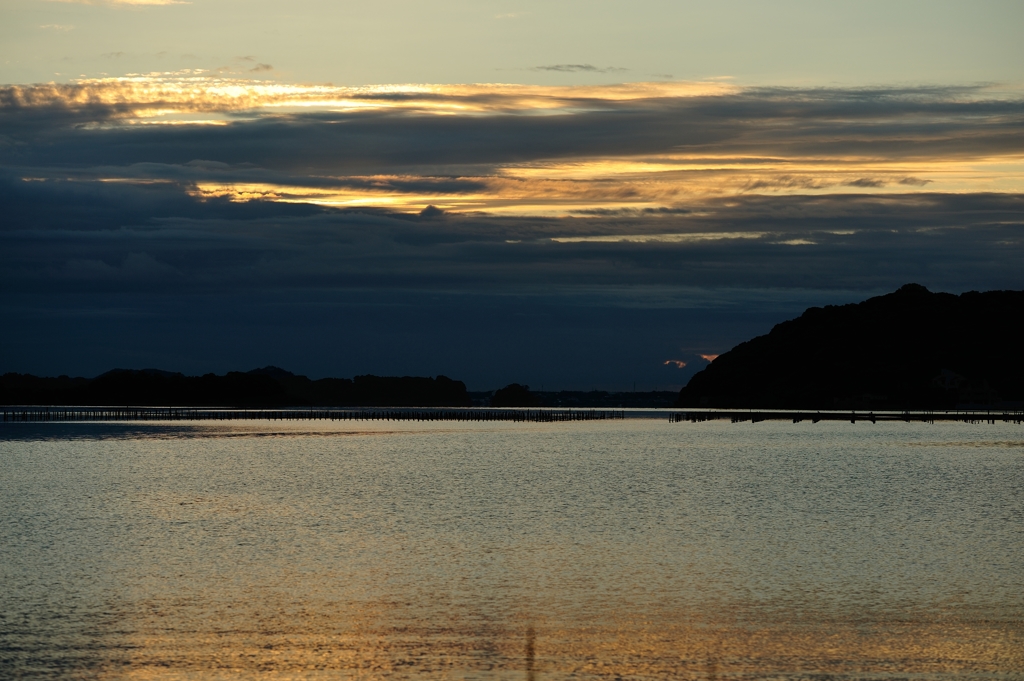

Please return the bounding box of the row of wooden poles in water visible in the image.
[3,407,1021,424]
[2,407,626,423]
[672,410,1024,424]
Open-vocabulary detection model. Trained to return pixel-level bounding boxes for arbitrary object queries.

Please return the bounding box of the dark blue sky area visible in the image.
[2,84,1022,389]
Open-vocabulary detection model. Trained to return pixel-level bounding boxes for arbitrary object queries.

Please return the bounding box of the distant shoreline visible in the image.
[672,408,1024,424]
[3,405,1021,425]
[2,406,629,424]
[1,369,680,409]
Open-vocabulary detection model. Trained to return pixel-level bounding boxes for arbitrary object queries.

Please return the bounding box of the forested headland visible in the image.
[677,284,1024,410]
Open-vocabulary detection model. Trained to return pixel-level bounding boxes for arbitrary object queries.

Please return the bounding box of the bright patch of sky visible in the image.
[2,0,1022,86]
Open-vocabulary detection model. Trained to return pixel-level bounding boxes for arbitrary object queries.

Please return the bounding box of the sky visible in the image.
[2,1,1023,390]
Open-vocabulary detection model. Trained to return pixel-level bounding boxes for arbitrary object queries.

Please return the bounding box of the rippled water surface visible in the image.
[2,419,1022,679]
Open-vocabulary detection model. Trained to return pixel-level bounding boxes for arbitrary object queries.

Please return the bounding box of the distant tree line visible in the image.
[481,384,679,408]
[0,367,471,407]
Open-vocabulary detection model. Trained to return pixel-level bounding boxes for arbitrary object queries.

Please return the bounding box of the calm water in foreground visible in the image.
[1,418,1022,680]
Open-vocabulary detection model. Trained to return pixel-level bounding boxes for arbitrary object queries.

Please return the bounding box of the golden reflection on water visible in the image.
[104,596,1022,679]
[3,420,1022,679]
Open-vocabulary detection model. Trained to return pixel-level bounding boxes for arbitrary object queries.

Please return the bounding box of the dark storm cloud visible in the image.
[3,81,1022,292]
[0,169,329,232]
[2,81,1022,384]
[0,107,722,171]
[2,84,1022,173]
[4,174,1021,386]
[3,169,1021,295]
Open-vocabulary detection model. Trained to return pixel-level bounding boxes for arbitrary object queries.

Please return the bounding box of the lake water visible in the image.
[1,418,1022,679]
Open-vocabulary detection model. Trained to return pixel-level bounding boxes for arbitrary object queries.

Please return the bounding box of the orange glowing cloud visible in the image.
[0,75,733,122]
[664,360,687,368]
[5,76,1023,218]
[700,354,719,362]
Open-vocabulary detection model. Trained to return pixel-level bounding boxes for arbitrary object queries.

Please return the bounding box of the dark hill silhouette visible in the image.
[0,369,470,407]
[676,284,1024,409]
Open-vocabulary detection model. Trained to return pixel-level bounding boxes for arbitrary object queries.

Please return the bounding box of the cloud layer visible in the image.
[3,77,1020,213]
[2,77,1022,385]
